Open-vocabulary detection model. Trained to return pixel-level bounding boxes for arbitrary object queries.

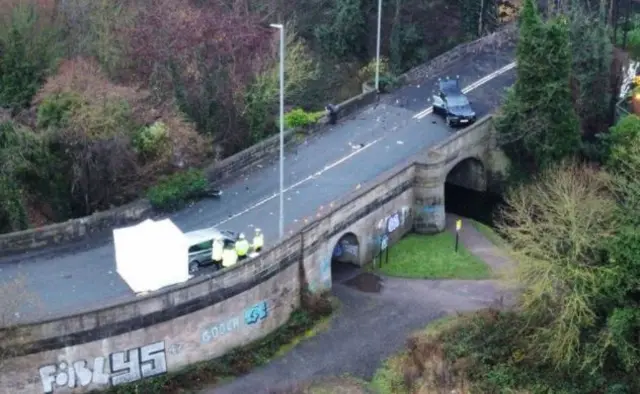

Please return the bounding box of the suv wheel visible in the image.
[446,116,452,126]
[189,261,199,274]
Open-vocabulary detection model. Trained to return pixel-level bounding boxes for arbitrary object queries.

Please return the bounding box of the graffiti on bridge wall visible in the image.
[200,300,269,344]
[372,206,411,255]
[309,257,331,294]
[332,237,359,260]
[39,341,167,393]
[376,206,411,233]
[421,204,444,227]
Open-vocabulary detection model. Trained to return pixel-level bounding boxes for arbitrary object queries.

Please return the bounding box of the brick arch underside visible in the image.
[445,156,487,192]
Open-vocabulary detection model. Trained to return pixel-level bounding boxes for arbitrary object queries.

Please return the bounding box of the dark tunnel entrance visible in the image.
[444,158,504,227]
[331,232,361,283]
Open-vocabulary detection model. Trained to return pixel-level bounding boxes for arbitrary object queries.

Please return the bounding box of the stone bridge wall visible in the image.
[0,116,497,394]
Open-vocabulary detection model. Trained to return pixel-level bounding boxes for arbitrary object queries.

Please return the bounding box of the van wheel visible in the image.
[189,262,199,274]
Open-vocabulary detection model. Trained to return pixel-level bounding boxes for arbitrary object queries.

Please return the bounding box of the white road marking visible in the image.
[214,61,516,229]
[412,61,516,120]
[213,136,384,227]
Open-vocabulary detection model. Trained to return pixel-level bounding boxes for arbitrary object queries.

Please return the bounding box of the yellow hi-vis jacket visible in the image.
[235,239,250,257]
[252,233,264,250]
[212,240,224,262]
[222,247,238,268]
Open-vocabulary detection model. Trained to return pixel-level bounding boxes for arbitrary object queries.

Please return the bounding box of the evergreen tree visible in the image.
[0,4,58,111]
[496,0,580,177]
[568,0,613,138]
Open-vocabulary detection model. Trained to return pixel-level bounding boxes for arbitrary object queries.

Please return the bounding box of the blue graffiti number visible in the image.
[244,301,268,325]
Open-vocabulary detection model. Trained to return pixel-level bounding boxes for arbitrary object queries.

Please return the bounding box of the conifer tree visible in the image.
[496,0,580,177]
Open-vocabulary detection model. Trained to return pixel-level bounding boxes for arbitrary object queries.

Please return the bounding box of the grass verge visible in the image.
[99,292,335,394]
[374,233,490,279]
[470,219,507,248]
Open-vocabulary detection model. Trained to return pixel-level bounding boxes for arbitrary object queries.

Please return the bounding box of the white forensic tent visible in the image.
[113,218,190,293]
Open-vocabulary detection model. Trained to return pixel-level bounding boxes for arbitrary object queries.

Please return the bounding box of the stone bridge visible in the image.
[0,115,501,394]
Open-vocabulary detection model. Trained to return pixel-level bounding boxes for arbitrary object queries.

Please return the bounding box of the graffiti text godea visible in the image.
[39,341,167,393]
[200,300,269,344]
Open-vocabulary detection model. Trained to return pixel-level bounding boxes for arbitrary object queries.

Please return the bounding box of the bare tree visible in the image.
[497,161,619,368]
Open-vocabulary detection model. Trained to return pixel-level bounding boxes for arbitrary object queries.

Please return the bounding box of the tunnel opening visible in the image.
[444,158,504,227]
[331,232,361,283]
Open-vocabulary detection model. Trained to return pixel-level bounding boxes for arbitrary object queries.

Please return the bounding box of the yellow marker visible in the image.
[456,219,462,231]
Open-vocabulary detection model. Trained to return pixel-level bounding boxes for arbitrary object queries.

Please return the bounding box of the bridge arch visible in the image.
[331,232,361,266]
[445,156,487,192]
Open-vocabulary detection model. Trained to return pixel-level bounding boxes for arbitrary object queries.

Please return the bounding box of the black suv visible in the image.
[432,78,476,127]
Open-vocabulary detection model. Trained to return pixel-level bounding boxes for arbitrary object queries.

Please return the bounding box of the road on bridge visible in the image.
[0,48,516,322]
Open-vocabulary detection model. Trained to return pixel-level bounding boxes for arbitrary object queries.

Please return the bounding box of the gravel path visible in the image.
[201,214,514,393]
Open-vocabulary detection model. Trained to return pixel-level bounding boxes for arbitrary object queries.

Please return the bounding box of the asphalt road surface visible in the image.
[0,49,516,322]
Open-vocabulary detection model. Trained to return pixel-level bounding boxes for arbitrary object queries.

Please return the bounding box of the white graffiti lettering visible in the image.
[342,244,358,256]
[39,341,167,393]
[201,317,240,344]
[400,207,410,225]
[387,213,400,233]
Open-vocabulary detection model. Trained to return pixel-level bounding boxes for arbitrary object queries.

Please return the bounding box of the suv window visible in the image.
[188,240,213,253]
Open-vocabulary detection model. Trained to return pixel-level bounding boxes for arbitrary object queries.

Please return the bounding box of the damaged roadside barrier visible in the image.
[326,104,337,125]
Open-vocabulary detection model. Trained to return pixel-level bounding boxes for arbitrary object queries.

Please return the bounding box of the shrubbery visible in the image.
[356,57,399,92]
[132,121,169,160]
[284,108,325,129]
[146,169,208,211]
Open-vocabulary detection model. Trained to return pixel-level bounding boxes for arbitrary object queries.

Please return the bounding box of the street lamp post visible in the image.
[270,23,285,239]
[375,0,382,91]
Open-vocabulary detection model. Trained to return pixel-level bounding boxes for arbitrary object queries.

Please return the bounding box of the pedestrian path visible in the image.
[445,213,514,273]
[200,215,514,394]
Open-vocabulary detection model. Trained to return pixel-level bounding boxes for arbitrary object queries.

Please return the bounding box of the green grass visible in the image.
[375,233,490,279]
[470,220,507,248]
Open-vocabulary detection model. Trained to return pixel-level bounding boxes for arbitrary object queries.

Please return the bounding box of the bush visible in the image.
[356,58,399,92]
[357,57,390,83]
[0,174,29,233]
[36,92,83,129]
[132,121,169,159]
[146,169,208,211]
[284,108,324,129]
[605,114,640,175]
